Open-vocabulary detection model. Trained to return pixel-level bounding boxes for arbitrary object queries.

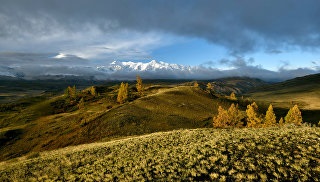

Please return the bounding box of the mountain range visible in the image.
[0,53,319,81]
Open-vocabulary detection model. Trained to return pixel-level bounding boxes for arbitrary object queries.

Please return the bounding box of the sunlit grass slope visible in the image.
[0,126,319,181]
[0,86,231,161]
[247,73,320,110]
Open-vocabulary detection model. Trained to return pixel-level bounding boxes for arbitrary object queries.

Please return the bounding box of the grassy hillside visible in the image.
[0,126,319,181]
[0,85,234,161]
[247,73,320,110]
[245,73,320,123]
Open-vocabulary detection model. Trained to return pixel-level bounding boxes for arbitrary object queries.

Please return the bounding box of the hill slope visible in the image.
[247,73,320,110]
[0,86,231,161]
[1,126,319,181]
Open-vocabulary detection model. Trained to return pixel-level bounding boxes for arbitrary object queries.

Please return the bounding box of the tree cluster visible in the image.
[213,102,303,128]
[213,104,243,128]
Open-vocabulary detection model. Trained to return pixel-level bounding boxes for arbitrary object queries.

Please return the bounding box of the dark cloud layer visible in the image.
[1,0,320,54]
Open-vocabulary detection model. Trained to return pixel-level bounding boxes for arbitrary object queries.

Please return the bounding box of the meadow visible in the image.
[0,75,319,181]
[0,125,319,181]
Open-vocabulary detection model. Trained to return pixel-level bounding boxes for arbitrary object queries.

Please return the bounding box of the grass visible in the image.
[245,73,320,123]
[247,73,320,110]
[0,125,319,181]
[0,85,230,161]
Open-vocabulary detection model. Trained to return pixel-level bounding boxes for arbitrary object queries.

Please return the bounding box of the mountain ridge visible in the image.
[1,52,319,81]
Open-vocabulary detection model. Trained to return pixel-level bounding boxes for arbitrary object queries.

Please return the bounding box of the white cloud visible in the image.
[0,53,318,81]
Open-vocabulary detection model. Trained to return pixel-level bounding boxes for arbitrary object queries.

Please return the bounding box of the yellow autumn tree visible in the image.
[278,117,284,126]
[206,82,212,91]
[78,97,85,109]
[117,82,128,104]
[230,92,237,100]
[213,106,229,128]
[65,85,77,99]
[213,104,243,128]
[264,104,277,127]
[90,86,97,96]
[246,102,261,127]
[285,105,303,125]
[136,75,143,96]
[194,81,199,88]
[227,103,243,127]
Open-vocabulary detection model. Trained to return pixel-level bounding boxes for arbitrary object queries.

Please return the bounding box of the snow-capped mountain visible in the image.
[0,53,318,81]
[97,60,192,72]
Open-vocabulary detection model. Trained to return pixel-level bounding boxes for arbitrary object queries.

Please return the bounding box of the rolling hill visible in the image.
[0,75,319,174]
[247,73,320,110]
[0,84,235,161]
[1,126,319,181]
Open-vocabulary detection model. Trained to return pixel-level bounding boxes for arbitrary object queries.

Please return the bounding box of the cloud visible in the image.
[1,0,320,57]
[218,56,255,69]
[0,53,318,81]
[266,49,283,54]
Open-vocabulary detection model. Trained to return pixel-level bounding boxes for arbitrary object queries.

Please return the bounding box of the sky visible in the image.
[0,0,320,80]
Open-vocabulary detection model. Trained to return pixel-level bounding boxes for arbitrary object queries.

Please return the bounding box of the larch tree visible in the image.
[64,85,78,104]
[65,85,77,99]
[136,75,143,96]
[194,81,199,88]
[285,105,303,125]
[278,117,284,126]
[213,104,243,128]
[213,106,229,128]
[246,102,261,127]
[90,86,97,96]
[78,97,85,109]
[265,104,277,127]
[117,82,129,104]
[228,103,243,126]
[230,92,237,100]
[206,82,212,91]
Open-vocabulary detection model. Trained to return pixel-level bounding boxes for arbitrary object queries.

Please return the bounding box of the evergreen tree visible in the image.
[265,104,277,127]
[136,75,143,96]
[246,102,261,127]
[117,82,128,104]
[285,105,303,125]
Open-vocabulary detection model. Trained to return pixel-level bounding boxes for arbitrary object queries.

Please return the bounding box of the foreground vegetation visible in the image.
[0,126,319,181]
